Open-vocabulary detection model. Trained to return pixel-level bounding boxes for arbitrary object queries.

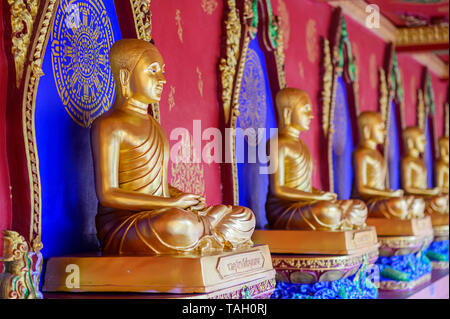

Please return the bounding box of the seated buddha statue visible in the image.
[436,136,449,195]
[353,112,425,220]
[91,39,255,255]
[401,127,449,224]
[266,88,368,231]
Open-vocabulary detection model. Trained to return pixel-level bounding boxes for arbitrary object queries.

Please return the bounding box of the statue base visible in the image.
[426,224,449,271]
[252,227,378,255]
[376,230,434,291]
[252,228,379,299]
[366,216,432,237]
[271,245,379,284]
[42,245,276,297]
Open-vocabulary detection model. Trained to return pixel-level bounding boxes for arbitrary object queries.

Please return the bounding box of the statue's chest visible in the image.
[285,141,312,173]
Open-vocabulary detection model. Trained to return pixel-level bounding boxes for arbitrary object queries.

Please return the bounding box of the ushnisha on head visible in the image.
[403,126,426,155]
[109,39,166,105]
[358,111,385,145]
[276,88,314,131]
[438,137,449,163]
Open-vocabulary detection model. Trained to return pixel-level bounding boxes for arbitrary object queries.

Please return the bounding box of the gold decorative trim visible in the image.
[7,0,40,87]
[445,102,449,137]
[321,38,333,136]
[129,0,160,123]
[379,273,431,291]
[230,35,251,205]
[219,0,241,125]
[0,230,42,299]
[396,25,449,47]
[378,233,434,250]
[433,225,449,238]
[272,248,379,271]
[274,16,286,89]
[431,261,449,271]
[129,0,152,42]
[417,89,425,130]
[23,0,58,254]
[379,68,389,123]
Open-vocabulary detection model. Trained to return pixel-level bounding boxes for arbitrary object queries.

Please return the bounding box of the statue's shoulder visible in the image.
[91,110,127,135]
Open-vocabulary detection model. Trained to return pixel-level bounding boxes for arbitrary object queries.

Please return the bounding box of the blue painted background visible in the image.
[424,117,434,188]
[331,77,354,200]
[36,0,122,258]
[236,38,277,229]
[387,101,400,190]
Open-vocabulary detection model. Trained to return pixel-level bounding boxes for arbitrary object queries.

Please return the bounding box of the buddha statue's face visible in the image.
[370,118,386,145]
[129,50,166,104]
[439,138,449,163]
[291,99,314,131]
[405,128,426,154]
[359,112,385,145]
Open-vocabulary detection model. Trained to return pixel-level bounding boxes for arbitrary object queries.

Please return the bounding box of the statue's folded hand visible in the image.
[173,193,202,209]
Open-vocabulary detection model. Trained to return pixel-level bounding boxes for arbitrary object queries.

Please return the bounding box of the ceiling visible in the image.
[365,0,449,63]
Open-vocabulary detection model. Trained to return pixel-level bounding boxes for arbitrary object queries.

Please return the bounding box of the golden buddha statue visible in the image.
[436,136,449,194]
[354,112,425,220]
[265,88,368,231]
[401,127,449,225]
[91,39,255,255]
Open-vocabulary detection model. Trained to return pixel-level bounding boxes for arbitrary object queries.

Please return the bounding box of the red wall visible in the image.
[151,1,224,205]
[272,0,448,190]
[0,0,13,258]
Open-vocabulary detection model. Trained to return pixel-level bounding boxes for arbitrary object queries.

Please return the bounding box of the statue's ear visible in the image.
[406,136,414,151]
[283,108,292,126]
[362,125,371,140]
[119,69,131,98]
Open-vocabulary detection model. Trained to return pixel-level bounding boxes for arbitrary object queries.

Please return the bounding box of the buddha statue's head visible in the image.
[276,88,313,132]
[403,126,425,155]
[358,111,385,145]
[109,39,166,105]
[438,136,449,163]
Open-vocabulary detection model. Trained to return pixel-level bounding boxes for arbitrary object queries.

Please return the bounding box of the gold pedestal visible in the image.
[252,227,378,255]
[433,224,449,241]
[430,214,449,228]
[366,216,432,237]
[272,245,379,285]
[43,245,276,297]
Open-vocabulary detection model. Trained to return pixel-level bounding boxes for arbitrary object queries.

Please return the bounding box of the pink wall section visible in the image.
[150,1,224,205]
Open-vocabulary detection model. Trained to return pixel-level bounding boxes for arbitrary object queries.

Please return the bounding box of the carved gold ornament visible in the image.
[0,230,42,299]
[277,0,290,50]
[23,0,58,255]
[396,25,449,47]
[130,0,152,42]
[321,38,333,136]
[8,0,39,87]
[417,89,425,130]
[219,0,241,125]
[379,68,388,123]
